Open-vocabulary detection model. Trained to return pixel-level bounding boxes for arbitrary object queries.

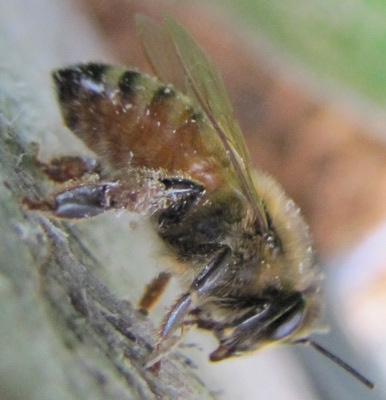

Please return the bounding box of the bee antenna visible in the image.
[295,338,374,389]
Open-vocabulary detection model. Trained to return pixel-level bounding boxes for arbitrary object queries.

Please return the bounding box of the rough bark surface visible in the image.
[0,2,214,399]
[0,66,214,400]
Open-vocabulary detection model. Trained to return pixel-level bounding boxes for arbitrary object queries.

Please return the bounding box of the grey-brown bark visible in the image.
[0,2,214,399]
[0,58,214,400]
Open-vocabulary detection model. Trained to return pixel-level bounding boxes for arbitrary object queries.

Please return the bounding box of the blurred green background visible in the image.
[220,0,386,106]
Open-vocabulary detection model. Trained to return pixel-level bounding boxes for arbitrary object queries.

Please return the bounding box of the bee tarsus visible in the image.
[161,246,231,339]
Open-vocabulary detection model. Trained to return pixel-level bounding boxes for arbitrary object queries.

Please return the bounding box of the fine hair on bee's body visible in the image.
[25,14,373,388]
[50,60,321,353]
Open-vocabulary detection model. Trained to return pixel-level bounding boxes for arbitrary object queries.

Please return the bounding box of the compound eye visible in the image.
[271,308,305,340]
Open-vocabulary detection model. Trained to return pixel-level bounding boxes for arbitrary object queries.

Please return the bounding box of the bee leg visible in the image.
[25,182,120,219]
[162,246,231,338]
[26,177,156,219]
[160,177,204,199]
[159,177,205,222]
[146,246,231,368]
[25,171,167,219]
[35,155,100,183]
[138,272,171,312]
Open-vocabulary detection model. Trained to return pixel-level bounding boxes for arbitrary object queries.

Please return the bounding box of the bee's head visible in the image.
[209,290,313,361]
[208,289,373,390]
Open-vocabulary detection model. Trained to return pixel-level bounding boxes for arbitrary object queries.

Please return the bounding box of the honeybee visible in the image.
[28,15,373,388]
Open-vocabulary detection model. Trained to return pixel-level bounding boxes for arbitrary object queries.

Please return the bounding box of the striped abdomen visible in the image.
[53,63,234,193]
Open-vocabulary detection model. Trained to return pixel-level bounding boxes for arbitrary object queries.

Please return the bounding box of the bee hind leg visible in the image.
[25,174,159,219]
[24,181,120,219]
[25,168,171,219]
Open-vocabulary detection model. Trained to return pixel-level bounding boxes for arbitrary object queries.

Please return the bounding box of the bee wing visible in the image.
[136,14,268,231]
[136,14,188,95]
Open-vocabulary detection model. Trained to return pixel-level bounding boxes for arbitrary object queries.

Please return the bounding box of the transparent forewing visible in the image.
[165,17,250,162]
[136,15,187,94]
[136,14,268,230]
